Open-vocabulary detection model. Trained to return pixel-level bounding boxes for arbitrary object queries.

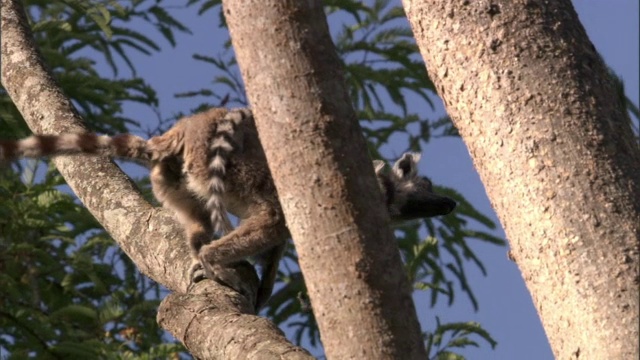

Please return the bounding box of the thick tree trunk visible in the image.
[1,1,310,358]
[403,0,639,358]
[222,0,427,359]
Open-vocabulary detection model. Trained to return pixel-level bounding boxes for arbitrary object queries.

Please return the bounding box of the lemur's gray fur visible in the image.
[0,107,457,310]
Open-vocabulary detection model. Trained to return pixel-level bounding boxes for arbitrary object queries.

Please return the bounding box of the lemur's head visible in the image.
[374,152,456,222]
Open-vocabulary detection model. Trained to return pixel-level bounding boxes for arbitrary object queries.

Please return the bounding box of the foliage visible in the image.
[608,68,640,144]
[0,168,182,359]
[0,0,191,358]
[425,317,497,360]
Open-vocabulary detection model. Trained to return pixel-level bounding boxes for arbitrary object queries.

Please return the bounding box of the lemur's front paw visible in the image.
[202,262,243,292]
[189,261,207,283]
[198,256,260,311]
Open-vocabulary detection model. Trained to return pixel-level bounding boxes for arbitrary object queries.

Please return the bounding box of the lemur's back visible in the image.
[161,108,280,222]
[212,110,279,220]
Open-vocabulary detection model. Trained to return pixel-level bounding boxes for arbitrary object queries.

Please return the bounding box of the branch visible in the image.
[158,277,312,360]
[223,0,427,358]
[0,1,310,358]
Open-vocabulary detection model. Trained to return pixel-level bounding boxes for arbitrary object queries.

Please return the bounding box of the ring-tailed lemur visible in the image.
[0,108,457,310]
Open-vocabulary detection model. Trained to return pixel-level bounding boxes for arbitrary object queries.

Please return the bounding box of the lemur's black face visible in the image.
[376,152,457,222]
[397,176,456,220]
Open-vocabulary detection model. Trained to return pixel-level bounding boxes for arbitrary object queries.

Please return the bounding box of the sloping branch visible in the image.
[159,281,312,360]
[0,0,188,293]
[0,1,310,358]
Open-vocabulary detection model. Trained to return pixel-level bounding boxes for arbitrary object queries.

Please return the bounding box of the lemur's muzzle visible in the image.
[400,193,457,219]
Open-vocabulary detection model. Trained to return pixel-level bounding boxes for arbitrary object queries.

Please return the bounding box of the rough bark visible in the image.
[222,1,427,359]
[158,275,312,360]
[0,1,311,358]
[403,0,639,358]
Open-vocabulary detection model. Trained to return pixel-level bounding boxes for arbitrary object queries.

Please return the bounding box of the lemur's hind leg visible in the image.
[255,243,287,310]
[199,203,288,307]
[150,158,213,282]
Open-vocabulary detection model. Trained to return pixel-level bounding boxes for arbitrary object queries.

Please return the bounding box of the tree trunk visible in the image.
[403,0,639,358]
[222,0,427,359]
[1,1,311,358]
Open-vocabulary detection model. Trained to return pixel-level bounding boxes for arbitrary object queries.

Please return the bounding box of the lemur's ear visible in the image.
[392,152,421,179]
[373,160,387,175]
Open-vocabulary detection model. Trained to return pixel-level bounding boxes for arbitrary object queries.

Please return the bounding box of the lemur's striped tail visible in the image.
[0,133,150,163]
[206,108,250,235]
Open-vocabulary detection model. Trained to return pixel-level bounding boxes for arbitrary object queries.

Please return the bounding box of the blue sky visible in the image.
[107,1,638,359]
